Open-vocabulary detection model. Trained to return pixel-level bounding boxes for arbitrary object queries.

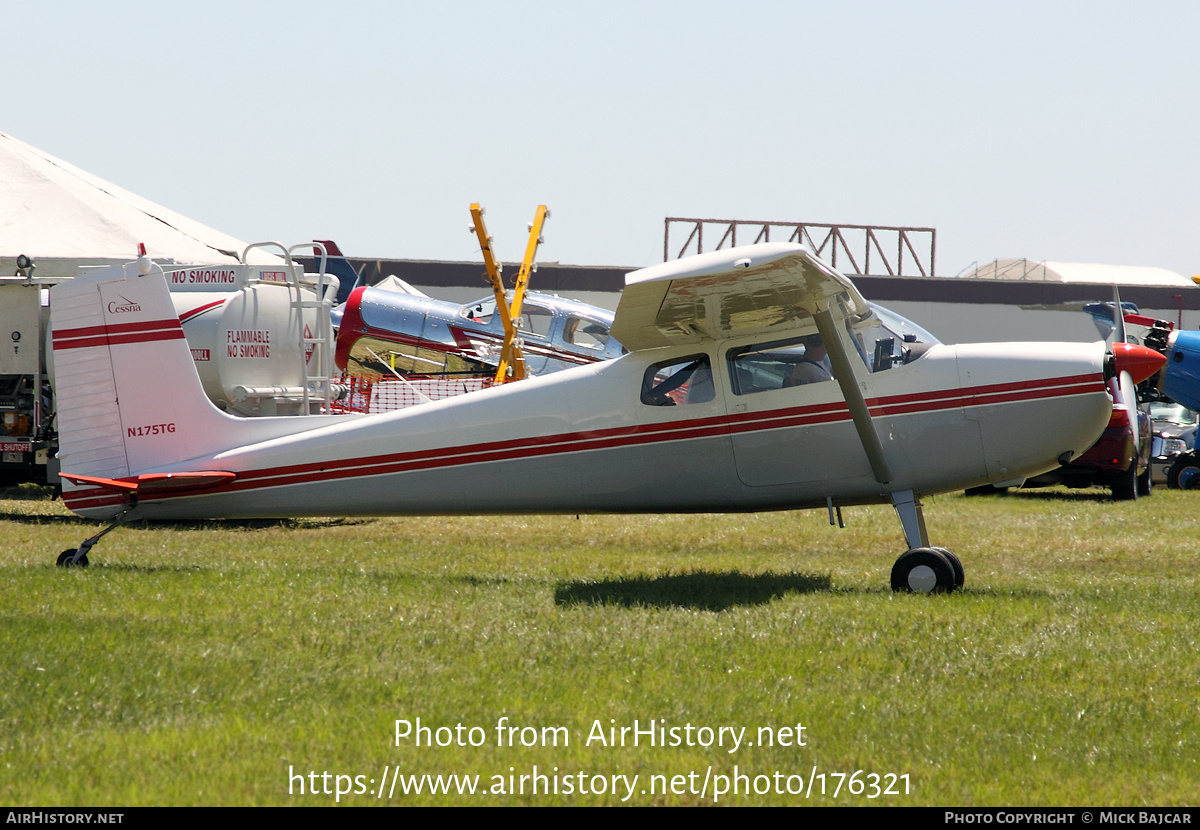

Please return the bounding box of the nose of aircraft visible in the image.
[1162,329,1200,412]
[1110,342,1166,384]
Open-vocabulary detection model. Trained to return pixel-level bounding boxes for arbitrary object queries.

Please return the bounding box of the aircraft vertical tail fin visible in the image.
[314,239,364,305]
[51,263,243,516]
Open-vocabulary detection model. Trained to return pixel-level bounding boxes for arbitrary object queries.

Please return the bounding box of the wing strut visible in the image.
[813,304,936,556]
[812,306,893,485]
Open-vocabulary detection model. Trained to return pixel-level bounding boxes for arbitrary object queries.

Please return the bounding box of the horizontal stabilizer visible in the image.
[60,471,237,496]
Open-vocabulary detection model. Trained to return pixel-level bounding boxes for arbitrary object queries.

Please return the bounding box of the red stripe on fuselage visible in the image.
[62,489,132,511]
[866,374,1105,416]
[122,372,1107,505]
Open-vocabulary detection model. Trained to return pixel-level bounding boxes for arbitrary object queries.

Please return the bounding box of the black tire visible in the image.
[1168,452,1200,490]
[1137,466,1152,497]
[56,549,89,568]
[1111,463,1137,501]
[931,546,965,589]
[891,547,957,594]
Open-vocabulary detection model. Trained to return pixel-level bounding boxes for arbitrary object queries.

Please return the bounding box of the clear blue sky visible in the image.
[8,0,1199,275]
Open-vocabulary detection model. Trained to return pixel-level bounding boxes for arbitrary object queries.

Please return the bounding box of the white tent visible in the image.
[961,258,1195,287]
[0,131,279,278]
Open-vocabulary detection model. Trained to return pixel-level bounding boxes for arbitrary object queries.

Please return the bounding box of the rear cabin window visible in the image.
[641,355,715,406]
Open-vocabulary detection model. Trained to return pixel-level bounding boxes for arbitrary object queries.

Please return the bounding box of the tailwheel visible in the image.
[891,547,958,594]
[53,506,134,569]
[56,549,89,568]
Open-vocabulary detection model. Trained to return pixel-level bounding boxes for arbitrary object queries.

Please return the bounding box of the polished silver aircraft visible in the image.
[332,282,624,379]
[50,242,1165,592]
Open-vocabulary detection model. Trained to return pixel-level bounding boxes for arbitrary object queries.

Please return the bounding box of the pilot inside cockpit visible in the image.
[783,334,834,386]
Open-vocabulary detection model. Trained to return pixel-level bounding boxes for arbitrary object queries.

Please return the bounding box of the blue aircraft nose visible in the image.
[1164,330,1200,411]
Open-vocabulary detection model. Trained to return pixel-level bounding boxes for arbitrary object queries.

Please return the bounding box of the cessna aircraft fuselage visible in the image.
[53,243,1160,591]
[63,337,1110,521]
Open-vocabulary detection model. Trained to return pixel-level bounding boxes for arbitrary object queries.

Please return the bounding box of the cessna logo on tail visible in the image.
[107,296,142,314]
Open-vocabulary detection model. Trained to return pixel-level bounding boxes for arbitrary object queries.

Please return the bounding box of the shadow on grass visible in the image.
[0,484,61,501]
[1,513,372,530]
[1000,489,1127,504]
[450,575,511,586]
[73,562,211,574]
[962,486,1129,504]
[555,570,831,611]
[0,511,90,526]
[122,517,372,531]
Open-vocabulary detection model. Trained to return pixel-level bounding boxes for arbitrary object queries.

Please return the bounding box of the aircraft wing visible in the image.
[610,243,869,351]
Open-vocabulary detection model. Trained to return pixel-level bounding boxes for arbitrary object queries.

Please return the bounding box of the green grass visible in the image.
[1,484,1197,805]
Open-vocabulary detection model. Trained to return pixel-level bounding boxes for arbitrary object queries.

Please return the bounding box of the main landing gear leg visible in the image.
[888,489,963,593]
[56,507,135,568]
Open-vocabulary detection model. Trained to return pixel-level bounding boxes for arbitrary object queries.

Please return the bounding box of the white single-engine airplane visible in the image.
[51,242,1165,592]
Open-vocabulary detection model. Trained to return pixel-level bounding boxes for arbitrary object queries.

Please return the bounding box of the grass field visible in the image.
[1,483,1197,806]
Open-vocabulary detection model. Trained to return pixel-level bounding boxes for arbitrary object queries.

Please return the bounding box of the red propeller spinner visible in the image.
[1110,342,1166,384]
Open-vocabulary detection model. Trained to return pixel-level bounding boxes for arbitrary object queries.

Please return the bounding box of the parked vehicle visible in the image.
[1148,401,1197,486]
[0,243,338,485]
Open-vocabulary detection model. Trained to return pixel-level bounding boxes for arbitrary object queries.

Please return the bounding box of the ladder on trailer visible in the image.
[241,241,338,414]
[469,204,550,384]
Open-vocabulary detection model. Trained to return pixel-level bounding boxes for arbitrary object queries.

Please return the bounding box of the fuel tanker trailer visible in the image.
[1,242,339,485]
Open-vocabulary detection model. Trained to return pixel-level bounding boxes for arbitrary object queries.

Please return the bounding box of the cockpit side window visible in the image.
[641,355,715,406]
[564,316,610,350]
[727,335,834,395]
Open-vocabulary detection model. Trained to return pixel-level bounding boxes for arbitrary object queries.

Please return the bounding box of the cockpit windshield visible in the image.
[458,298,552,338]
[847,304,940,373]
[460,299,495,324]
[870,304,940,346]
[1150,401,1199,427]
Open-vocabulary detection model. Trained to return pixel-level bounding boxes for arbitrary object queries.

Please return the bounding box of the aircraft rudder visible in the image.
[314,239,363,304]
[51,267,233,485]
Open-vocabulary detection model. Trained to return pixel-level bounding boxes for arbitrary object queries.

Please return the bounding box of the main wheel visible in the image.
[1168,452,1200,490]
[1111,463,1137,501]
[931,546,965,589]
[56,549,89,568]
[891,547,957,594]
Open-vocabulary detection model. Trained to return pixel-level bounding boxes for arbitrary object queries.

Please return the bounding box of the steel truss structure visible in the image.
[664,217,936,277]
